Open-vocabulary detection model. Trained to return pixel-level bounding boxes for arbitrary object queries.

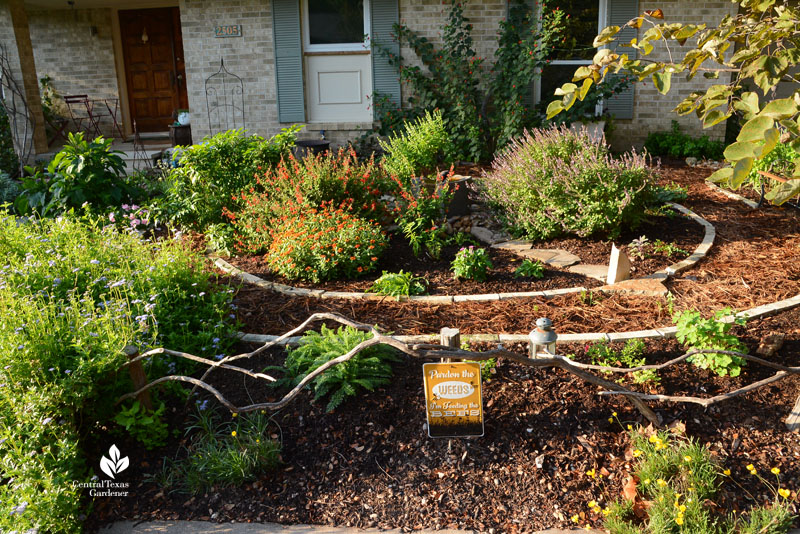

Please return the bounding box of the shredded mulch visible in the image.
[227,213,703,297]
[230,165,800,337]
[88,307,800,532]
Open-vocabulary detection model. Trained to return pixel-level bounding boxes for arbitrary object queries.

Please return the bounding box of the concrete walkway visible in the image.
[100,521,602,534]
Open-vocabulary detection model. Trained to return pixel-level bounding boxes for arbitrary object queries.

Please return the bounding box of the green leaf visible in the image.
[734,92,761,118]
[730,157,754,188]
[736,116,773,142]
[578,78,593,100]
[674,24,702,43]
[652,72,671,94]
[759,98,798,119]
[546,100,564,119]
[593,25,620,47]
[707,167,732,183]
[764,179,800,205]
[554,83,577,96]
[724,141,760,160]
[758,127,780,157]
[702,109,730,128]
[572,66,593,81]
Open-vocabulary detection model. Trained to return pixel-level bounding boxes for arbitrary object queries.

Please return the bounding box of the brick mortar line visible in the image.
[212,203,715,302]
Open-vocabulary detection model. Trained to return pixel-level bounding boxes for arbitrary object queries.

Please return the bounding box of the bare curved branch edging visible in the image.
[117,313,800,427]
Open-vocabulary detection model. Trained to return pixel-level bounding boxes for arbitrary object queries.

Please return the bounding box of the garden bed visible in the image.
[225,212,703,297]
[228,164,800,337]
[88,306,800,532]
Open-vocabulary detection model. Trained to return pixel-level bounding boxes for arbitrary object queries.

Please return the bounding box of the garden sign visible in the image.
[423,362,484,438]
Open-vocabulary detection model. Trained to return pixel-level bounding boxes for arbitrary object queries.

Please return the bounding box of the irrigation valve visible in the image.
[529,317,557,359]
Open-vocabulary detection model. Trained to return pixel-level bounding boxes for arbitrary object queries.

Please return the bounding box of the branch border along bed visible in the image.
[118,312,800,428]
[213,203,713,303]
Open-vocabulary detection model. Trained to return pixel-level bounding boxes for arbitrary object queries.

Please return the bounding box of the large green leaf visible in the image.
[723,141,760,160]
[736,116,774,142]
[759,97,797,119]
[593,26,620,47]
[546,100,564,120]
[703,109,730,128]
[759,127,780,157]
[730,157,754,188]
[764,178,800,204]
[653,72,672,94]
[707,167,733,183]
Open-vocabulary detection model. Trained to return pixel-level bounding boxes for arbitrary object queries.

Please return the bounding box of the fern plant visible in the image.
[369,270,428,300]
[380,110,449,184]
[270,325,400,412]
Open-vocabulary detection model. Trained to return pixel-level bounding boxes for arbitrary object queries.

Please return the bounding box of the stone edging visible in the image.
[704,181,760,209]
[213,204,715,302]
[237,292,800,347]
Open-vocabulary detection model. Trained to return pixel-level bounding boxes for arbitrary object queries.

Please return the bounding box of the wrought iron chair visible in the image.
[64,94,102,138]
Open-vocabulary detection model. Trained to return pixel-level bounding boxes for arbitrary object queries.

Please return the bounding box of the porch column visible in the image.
[8,0,48,155]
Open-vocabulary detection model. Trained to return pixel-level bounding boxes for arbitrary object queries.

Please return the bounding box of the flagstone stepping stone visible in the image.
[518,248,581,268]
[470,225,497,244]
[491,239,533,252]
[568,264,608,282]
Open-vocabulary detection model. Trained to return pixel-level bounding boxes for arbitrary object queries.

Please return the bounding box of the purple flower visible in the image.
[109,213,116,223]
[42,417,53,425]
[122,204,130,211]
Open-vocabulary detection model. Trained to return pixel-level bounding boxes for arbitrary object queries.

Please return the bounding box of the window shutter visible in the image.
[370,0,401,108]
[272,0,305,123]
[605,0,638,120]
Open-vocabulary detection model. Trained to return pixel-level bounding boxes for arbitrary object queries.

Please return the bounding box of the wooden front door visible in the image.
[119,7,188,132]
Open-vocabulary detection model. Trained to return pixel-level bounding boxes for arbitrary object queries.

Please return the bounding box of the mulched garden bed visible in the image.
[229,164,800,337]
[225,207,703,297]
[88,307,800,532]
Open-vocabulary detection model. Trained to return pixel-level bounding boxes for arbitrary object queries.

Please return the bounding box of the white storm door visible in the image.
[303,0,373,122]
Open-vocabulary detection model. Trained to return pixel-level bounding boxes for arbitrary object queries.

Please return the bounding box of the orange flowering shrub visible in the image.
[228,148,390,254]
[267,202,388,282]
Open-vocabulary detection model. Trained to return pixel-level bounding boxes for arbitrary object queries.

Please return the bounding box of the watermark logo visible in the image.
[100,444,129,479]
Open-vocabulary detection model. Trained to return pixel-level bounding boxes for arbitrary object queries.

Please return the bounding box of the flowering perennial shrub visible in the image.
[230,148,388,254]
[392,174,452,259]
[267,202,388,282]
[451,246,493,281]
[480,125,656,240]
[0,211,238,532]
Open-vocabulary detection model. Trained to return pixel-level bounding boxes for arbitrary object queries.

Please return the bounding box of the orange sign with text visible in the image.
[423,362,484,438]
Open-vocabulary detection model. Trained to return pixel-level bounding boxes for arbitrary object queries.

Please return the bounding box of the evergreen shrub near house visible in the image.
[156,127,300,233]
[643,121,725,161]
[0,211,238,533]
[479,125,657,240]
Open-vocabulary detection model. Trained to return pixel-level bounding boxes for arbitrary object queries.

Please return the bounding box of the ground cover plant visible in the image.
[0,211,238,532]
[600,427,795,533]
[369,270,429,299]
[269,325,400,412]
[587,339,660,385]
[451,245,493,281]
[480,125,657,240]
[674,308,748,377]
[514,258,545,279]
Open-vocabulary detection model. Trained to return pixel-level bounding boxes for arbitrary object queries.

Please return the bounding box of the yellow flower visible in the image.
[588,500,598,509]
[608,417,613,423]
[571,514,580,523]
[643,478,651,485]
[679,505,687,513]
[771,467,780,475]
[723,469,731,476]
[586,468,596,478]
[778,488,790,499]
[232,412,238,417]
[603,507,611,516]
[627,424,633,430]
[649,435,659,443]
[633,449,643,457]
[688,487,695,492]
[612,412,617,417]
[231,430,237,437]
[683,455,692,462]
[746,464,755,472]
[675,515,684,526]
[657,479,667,487]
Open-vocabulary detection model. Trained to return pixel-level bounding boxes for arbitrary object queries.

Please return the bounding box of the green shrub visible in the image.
[0,211,238,532]
[673,308,748,377]
[480,125,657,240]
[267,203,388,282]
[0,107,19,176]
[514,258,545,279]
[601,428,795,534]
[231,148,388,254]
[452,246,493,281]
[114,399,169,450]
[643,121,725,161]
[393,174,452,259]
[156,408,280,494]
[157,127,299,231]
[0,171,18,204]
[16,133,132,216]
[369,270,428,299]
[380,110,449,184]
[272,325,400,412]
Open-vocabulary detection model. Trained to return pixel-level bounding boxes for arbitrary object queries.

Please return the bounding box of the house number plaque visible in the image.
[214,25,242,38]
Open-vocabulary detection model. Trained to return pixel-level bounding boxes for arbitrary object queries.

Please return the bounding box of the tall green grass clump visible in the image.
[380,110,450,184]
[0,211,238,532]
[479,125,657,240]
